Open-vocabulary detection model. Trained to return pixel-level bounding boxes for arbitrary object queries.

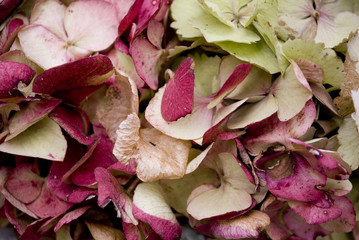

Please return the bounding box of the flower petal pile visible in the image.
[0,0,359,239]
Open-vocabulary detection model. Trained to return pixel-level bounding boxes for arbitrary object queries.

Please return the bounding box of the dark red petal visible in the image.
[161,57,195,121]
[0,61,35,98]
[32,55,113,94]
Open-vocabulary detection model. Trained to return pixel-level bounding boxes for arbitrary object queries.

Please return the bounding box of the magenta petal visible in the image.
[32,55,113,94]
[244,100,316,153]
[47,138,96,203]
[8,98,62,140]
[0,61,35,98]
[49,106,93,145]
[161,57,195,121]
[290,139,351,180]
[118,0,144,36]
[289,199,342,224]
[321,196,356,233]
[54,206,91,232]
[0,0,22,23]
[53,85,102,106]
[283,208,332,239]
[5,163,44,204]
[71,125,117,186]
[210,64,252,107]
[147,20,164,49]
[259,152,327,202]
[26,184,72,218]
[132,205,181,240]
[4,200,32,235]
[131,0,161,38]
[130,37,164,89]
[95,167,137,224]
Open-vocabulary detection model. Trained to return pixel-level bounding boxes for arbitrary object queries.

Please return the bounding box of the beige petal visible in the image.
[136,128,191,182]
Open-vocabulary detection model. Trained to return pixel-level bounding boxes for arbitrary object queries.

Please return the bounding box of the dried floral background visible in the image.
[0,0,359,239]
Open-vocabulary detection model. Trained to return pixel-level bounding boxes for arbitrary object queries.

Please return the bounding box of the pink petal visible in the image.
[49,106,93,145]
[32,55,114,94]
[47,138,96,203]
[244,100,316,153]
[256,152,327,202]
[208,64,252,108]
[54,206,91,232]
[7,98,62,141]
[210,210,270,239]
[5,163,44,204]
[290,139,351,180]
[320,196,356,233]
[0,61,35,98]
[133,182,182,240]
[131,0,161,39]
[288,199,342,225]
[26,184,72,218]
[64,0,118,51]
[147,19,164,49]
[4,200,31,235]
[95,167,137,224]
[161,57,195,121]
[130,37,164,89]
[18,25,69,69]
[71,125,118,186]
[117,0,143,36]
[30,0,67,41]
[283,208,332,239]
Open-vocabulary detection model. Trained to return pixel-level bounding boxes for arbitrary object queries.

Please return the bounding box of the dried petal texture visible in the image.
[130,37,165,89]
[97,74,139,143]
[7,98,62,141]
[54,85,102,107]
[210,210,270,239]
[117,0,143,36]
[208,63,252,108]
[5,163,44,204]
[85,221,126,240]
[49,106,93,145]
[54,206,91,232]
[283,207,331,239]
[18,0,118,69]
[320,196,356,233]
[0,117,67,161]
[26,184,72,218]
[334,33,359,116]
[136,128,191,182]
[33,55,114,94]
[146,86,214,140]
[4,200,32,235]
[257,152,327,202]
[288,199,342,225]
[113,113,140,164]
[161,57,195,121]
[95,168,137,224]
[133,182,182,240]
[244,100,316,154]
[0,61,35,99]
[282,39,345,90]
